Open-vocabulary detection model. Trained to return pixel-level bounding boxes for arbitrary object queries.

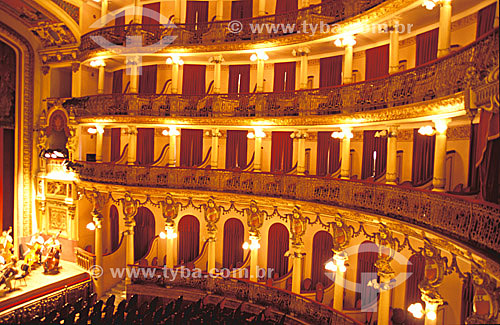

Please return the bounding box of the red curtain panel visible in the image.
[311,231,334,288]
[461,274,474,323]
[271,131,293,173]
[186,1,209,31]
[180,129,203,167]
[267,223,289,277]
[134,207,155,261]
[468,124,480,191]
[319,56,342,88]
[228,65,251,94]
[273,62,296,92]
[361,130,388,180]
[479,139,500,203]
[316,131,340,176]
[136,128,155,165]
[416,28,439,66]
[355,241,379,310]
[182,65,206,95]
[225,130,248,169]
[114,11,125,38]
[109,205,120,252]
[110,128,121,162]
[142,2,161,33]
[112,70,123,94]
[223,218,245,268]
[476,2,497,38]
[0,128,15,231]
[365,44,389,80]
[412,129,435,186]
[139,65,158,94]
[178,215,200,264]
[405,254,425,308]
[275,0,298,14]
[231,0,253,19]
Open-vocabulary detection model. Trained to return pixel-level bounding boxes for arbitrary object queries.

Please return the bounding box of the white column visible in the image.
[297,134,306,175]
[133,0,141,24]
[437,0,452,58]
[389,20,400,74]
[211,56,223,94]
[333,253,347,311]
[432,119,450,191]
[165,225,176,268]
[93,212,103,297]
[258,0,266,16]
[216,0,223,20]
[174,0,182,23]
[249,235,260,281]
[71,63,81,98]
[95,127,104,162]
[124,219,135,285]
[207,235,216,272]
[42,66,51,100]
[98,65,105,94]
[211,130,219,169]
[343,44,354,84]
[171,63,179,94]
[254,136,263,172]
[340,128,352,179]
[128,57,139,93]
[127,126,137,165]
[422,295,443,325]
[386,127,398,184]
[256,59,265,92]
[290,245,303,294]
[294,48,310,90]
[101,0,109,24]
[169,131,177,167]
[377,275,392,325]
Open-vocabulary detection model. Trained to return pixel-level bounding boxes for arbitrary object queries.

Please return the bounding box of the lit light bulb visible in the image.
[250,54,257,62]
[162,129,169,136]
[88,127,97,134]
[325,261,337,272]
[247,132,255,139]
[427,310,437,321]
[166,57,173,64]
[166,228,178,239]
[242,242,250,250]
[408,303,424,319]
[159,231,167,239]
[86,222,96,231]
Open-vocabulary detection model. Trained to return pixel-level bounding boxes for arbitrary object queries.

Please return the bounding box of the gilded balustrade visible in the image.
[69,29,499,120]
[79,0,384,58]
[76,161,500,257]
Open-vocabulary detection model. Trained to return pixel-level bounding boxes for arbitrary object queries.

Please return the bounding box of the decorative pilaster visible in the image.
[245,201,264,281]
[95,126,104,162]
[71,63,81,98]
[385,127,398,184]
[291,131,308,175]
[432,119,450,191]
[335,36,356,84]
[327,219,352,311]
[120,193,139,286]
[161,194,179,268]
[339,127,353,179]
[292,47,310,90]
[126,126,137,165]
[251,51,268,92]
[438,0,453,57]
[288,207,306,293]
[207,129,222,169]
[204,198,221,273]
[127,56,139,93]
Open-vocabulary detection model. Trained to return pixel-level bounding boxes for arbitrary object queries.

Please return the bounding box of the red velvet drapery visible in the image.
[412,129,435,186]
[361,130,387,180]
[267,223,289,277]
[275,0,298,13]
[139,65,157,94]
[316,131,340,176]
[231,0,253,19]
[271,131,293,173]
[228,65,251,94]
[112,70,123,94]
[479,138,500,203]
[134,207,155,261]
[142,2,160,33]
[416,29,439,66]
[405,254,425,308]
[223,218,245,268]
[365,45,389,80]
[477,3,497,38]
[114,10,125,38]
[0,128,14,231]
[136,128,155,165]
[311,231,334,288]
[180,129,203,167]
[186,1,209,30]
[319,56,342,88]
[110,128,121,162]
[355,241,379,310]
[468,124,480,191]
[182,65,206,95]
[225,130,248,169]
[273,62,296,92]
[109,205,120,252]
[178,215,200,264]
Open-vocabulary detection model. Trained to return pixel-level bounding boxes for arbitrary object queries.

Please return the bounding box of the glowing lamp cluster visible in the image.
[162,128,180,136]
[160,228,178,239]
[334,36,357,48]
[43,150,65,159]
[247,129,266,139]
[325,259,347,273]
[89,59,106,68]
[250,51,269,61]
[166,55,184,66]
[418,125,435,136]
[242,238,260,250]
[86,222,96,231]
[422,0,439,10]
[88,126,104,135]
[407,303,437,321]
[331,130,353,139]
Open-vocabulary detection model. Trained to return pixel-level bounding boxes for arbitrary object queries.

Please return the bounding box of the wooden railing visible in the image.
[130,264,361,325]
[68,29,499,119]
[80,0,385,55]
[75,161,500,257]
[75,247,95,271]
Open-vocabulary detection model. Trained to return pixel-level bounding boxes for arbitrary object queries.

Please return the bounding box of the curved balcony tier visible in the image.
[79,0,403,60]
[75,161,500,258]
[69,29,498,125]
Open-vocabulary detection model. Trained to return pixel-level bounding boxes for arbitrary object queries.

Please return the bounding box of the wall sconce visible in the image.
[331,130,353,139]
[334,35,357,48]
[242,238,260,250]
[86,222,96,231]
[250,50,269,61]
[166,55,184,65]
[290,131,308,139]
[422,0,439,10]
[325,252,348,273]
[418,125,436,136]
[88,126,104,135]
[247,128,266,139]
[205,129,222,137]
[89,59,106,68]
[162,127,180,136]
[407,303,437,321]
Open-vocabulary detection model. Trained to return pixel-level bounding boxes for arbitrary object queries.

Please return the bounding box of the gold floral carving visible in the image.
[397,129,413,142]
[451,12,477,32]
[447,125,471,140]
[48,206,67,232]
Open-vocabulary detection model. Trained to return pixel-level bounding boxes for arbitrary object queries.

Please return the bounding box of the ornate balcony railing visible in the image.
[130,265,360,325]
[80,0,385,56]
[76,161,500,257]
[69,29,499,120]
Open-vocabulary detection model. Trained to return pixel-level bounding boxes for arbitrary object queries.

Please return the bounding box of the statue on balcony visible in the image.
[246,201,264,237]
[204,198,220,233]
[161,194,179,227]
[466,260,500,324]
[290,207,306,246]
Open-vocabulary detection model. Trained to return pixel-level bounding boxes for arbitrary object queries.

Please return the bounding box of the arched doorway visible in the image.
[267,223,289,278]
[109,205,119,252]
[311,231,334,288]
[355,240,379,310]
[223,218,244,269]
[178,215,200,264]
[134,207,155,261]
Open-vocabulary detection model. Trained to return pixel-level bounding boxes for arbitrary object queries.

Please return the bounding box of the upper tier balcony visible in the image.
[68,29,499,125]
[79,0,393,60]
